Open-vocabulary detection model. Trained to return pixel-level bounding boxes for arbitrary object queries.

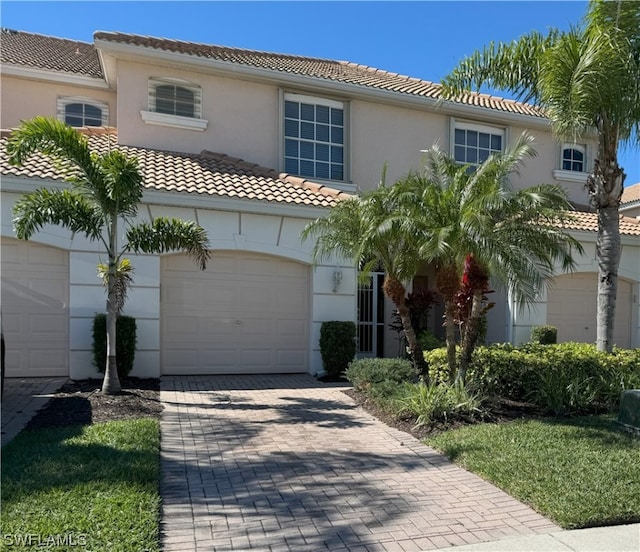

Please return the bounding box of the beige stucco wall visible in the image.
[111,58,595,202]
[0,75,116,129]
[115,60,279,167]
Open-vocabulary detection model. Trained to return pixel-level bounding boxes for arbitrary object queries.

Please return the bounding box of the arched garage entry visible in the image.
[161,251,310,374]
[0,237,69,377]
[547,272,632,348]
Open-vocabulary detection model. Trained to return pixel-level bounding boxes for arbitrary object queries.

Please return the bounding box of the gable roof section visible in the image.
[621,182,640,205]
[1,28,103,79]
[0,129,349,208]
[94,31,544,118]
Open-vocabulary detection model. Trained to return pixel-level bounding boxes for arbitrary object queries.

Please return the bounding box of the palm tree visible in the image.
[6,117,210,394]
[392,133,584,383]
[441,0,640,352]
[301,175,430,381]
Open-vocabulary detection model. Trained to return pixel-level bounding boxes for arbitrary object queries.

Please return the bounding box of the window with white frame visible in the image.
[141,78,207,131]
[148,78,201,118]
[284,93,345,181]
[453,121,504,166]
[57,97,108,127]
[561,144,586,172]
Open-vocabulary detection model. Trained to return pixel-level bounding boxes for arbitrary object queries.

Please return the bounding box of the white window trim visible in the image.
[553,143,589,183]
[143,77,208,131]
[280,89,350,183]
[57,96,109,126]
[448,117,507,164]
[140,110,208,131]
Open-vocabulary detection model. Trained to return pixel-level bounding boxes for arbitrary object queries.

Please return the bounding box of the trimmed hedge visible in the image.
[345,357,416,391]
[92,314,137,380]
[424,343,640,415]
[319,321,356,377]
[531,325,558,344]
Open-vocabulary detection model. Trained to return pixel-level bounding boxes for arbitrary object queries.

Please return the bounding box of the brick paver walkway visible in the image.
[1,377,67,447]
[160,375,558,552]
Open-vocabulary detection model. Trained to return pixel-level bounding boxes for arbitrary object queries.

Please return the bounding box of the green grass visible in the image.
[1,419,160,551]
[426,415,640,529]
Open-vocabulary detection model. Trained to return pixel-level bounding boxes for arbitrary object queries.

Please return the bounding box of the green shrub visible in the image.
[92,314,137,380]
[418,330,445,351]
[399,382,484,427]
[345,357,416,391]
[531,325,558,344]
[319,321,356,377]
[427,342,640,415]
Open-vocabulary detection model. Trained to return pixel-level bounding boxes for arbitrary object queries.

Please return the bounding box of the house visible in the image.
[1,29,638,380]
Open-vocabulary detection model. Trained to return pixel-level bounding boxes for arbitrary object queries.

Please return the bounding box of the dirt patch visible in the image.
[26,378,162,430]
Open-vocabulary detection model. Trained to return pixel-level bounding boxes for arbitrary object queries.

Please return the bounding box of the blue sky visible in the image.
[2,1,638,184]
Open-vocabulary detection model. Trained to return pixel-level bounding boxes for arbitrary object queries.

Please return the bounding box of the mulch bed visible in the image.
[343,387,548,440]
[26,378,162,431]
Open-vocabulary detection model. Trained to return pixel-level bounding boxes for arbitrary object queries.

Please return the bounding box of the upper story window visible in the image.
[141,78,207,131]
[148,78,201,118]
[453,121,504,166]
[562,144,585,172]
[284,93,345,181]
[57,97,109,127]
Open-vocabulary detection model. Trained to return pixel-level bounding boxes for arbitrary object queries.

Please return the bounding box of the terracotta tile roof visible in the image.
[1,28,103,78]
[3,28,544,119]
[0,129,350,208]
[622,183,640,204]
[93,31,545,118]
[556,211,640,236]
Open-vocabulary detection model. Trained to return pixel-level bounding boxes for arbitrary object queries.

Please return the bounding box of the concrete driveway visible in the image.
[160,375,558,552]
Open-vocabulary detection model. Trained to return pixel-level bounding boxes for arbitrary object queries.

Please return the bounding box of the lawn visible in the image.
[1,418,160,551]
[426,414,640,529]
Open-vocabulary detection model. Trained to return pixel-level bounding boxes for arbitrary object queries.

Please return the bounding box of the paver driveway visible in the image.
[160,375,558,552]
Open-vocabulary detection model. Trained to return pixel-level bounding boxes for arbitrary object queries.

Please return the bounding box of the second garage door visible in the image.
[547,272,632,348]
[161,251,310,374]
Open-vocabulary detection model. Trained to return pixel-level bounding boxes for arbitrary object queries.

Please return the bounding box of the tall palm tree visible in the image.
[6,117,210,394]
[301,175,430,381]
[441,0,640,352]
[392,133,584,383]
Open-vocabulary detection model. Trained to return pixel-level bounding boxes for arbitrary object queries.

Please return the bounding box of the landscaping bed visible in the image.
[26,377,161,429]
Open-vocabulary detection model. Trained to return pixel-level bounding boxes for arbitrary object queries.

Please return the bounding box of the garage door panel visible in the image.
[548,273,632,348]
[1,238,69,377]
[162,251,309,374]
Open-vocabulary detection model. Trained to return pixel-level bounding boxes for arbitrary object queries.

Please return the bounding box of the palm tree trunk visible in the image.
[457,289,483,385]
[444,300,457,384]
[383,276,430,383]
[101,220,122,395]
[436,264,460,384]
[587,147,624,354]
[596,205,621,353]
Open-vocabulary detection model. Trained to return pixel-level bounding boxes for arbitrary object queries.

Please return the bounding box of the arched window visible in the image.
[155,84,195,118]
[57,97,108,127]
[149,78,201,119]
[562,145,585,172]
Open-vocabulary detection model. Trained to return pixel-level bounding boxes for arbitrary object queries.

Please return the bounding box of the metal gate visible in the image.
[357,272,385,357]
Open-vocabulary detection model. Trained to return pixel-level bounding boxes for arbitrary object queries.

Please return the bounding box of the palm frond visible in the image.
[12,188,105,242]
[125,217,210,270]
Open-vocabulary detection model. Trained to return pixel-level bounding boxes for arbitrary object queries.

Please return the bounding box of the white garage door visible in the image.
[161,251,310,374]
[548,273,632,348]
[1,238,69,377]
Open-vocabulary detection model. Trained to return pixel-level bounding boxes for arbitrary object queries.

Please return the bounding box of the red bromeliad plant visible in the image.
[454,254,495,384]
